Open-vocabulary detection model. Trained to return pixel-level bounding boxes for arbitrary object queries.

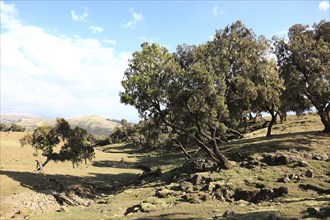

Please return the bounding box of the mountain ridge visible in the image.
[0,114,120,136]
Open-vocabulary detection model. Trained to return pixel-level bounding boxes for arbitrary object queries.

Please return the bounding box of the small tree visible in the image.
[20,118,95,170]
[0,123,8,132]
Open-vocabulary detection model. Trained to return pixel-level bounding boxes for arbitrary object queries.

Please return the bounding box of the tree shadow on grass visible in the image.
[135,213,204,220]
[222,130,323,157]
[0,169,138,196]
[101,143,153,154]
[229,210,291,220]
[135,210,291,220]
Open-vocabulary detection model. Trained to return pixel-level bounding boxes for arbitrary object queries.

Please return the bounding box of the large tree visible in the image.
[120,42,231,169]
[20,118,95,170]
[273,20,330,133]
[120,21,279,168]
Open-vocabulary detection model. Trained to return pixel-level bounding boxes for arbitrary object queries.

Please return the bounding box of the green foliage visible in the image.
[120,21,282,168]
[0,123,8,132]
[20,118,95,168]
[274,20,330,132]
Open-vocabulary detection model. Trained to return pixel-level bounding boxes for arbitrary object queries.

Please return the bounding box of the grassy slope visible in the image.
[0,114,329,219]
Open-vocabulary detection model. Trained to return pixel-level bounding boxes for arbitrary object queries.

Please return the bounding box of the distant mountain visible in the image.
[0,114,120,136]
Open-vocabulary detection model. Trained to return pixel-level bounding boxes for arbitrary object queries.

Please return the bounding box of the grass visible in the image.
[0,114,329,219]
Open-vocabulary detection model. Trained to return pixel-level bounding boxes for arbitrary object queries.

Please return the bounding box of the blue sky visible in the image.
[1,1,329,122]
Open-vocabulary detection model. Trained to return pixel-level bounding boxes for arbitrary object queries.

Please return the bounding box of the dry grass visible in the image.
[0,114,329,219]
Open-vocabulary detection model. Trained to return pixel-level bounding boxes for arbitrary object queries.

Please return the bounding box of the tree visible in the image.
[251,58,284,136]
[273,20,330,133]
[120,21,283,168]
[20,118,95,170]
[0,123,8,131]
[120,42,232,169]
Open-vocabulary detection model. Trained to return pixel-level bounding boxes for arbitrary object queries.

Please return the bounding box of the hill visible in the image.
[0,114,120,136]
[0,114,329,219]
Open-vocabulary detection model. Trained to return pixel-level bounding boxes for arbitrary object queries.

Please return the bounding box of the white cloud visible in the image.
[124,7,143,28]
[0,1,138,121]
[318,1,330,10]
[71,6,88,22]
[0,1,20,28]
[212,6,224,16]
[103,39,117,45]
[89,26,104,33]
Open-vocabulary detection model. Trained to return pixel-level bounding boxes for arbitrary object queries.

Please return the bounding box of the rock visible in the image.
[305,169,313,178]
[180,181,194,192]
[181,158,218,173]
[306,207,318,215]
[273,187,288,198]
[124,204,141,215]
[251,188,273,203]
[203,181,219,192]
[255,183,266,188]
[155,189,179,198]
[262,152,302,166]
[222,210,235,217]
[297,160,309,167]
[312,153,329,161]
[222,188,235,200]
[187,173,211,185]
[182,194,200,204]
[199,192,211,201]
[277,177,289,183]
[213,188,225,201]
[232,189,258,202]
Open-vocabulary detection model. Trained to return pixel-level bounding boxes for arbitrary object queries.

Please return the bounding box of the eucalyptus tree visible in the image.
[273,20,330,133]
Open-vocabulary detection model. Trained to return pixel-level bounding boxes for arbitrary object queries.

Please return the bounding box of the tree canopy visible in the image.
[273,20,330,133]
[20,118,95,169]
[120,21,284,168]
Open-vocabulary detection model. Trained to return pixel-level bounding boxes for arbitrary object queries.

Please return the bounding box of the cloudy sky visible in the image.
[1,1,329,122]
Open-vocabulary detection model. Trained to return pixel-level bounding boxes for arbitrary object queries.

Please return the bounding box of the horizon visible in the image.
[1,1,329,123]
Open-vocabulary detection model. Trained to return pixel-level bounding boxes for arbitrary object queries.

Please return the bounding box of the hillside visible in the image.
[0,114,120,136]
[0,114,329,219]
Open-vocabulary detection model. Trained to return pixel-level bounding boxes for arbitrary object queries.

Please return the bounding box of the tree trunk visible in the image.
[267,112,278,137]
[278,111,287,123]
[42,157,51,167]
[175,141,192,160]
[320,110,330,133]
[194,137,231,169]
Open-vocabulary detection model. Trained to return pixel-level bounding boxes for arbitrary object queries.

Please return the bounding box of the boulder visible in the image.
[180,181,194,192]
[222,210,235,217]
[305,169,313,178]
[181,158,218,173]
[251,188,273,203]
[232,189,258,202]
[262,152,302,166]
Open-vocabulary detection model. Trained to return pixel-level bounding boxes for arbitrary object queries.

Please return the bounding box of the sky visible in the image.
[1,1,329,122]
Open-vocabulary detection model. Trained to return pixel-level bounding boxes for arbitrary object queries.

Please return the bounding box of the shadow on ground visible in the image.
[0,169,138,195]
[222,130,322,156]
